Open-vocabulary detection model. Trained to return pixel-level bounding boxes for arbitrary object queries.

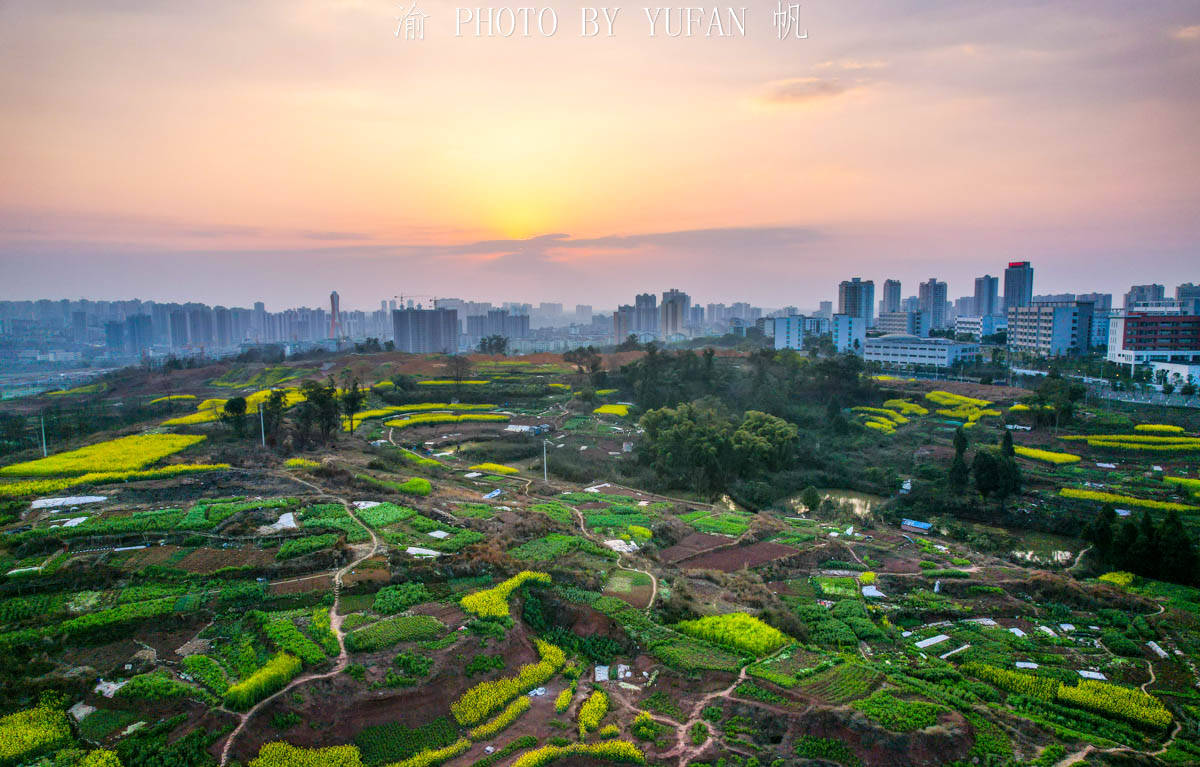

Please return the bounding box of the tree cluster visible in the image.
[1086,506,1198,585]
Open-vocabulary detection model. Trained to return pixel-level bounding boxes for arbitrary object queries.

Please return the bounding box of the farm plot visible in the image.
[679,540,799,572]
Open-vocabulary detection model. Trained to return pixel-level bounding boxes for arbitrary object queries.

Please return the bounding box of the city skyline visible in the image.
[1,1,1198,307]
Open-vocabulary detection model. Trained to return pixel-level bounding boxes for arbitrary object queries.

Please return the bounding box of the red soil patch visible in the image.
[680,540,799,572]
[270,574,334,595]
[176,546,277,573]
[659,532,729,564]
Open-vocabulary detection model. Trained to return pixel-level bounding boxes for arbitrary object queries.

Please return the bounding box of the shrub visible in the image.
[688,722,708,745]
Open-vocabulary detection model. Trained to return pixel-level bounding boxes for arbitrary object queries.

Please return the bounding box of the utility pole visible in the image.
[40,413,47,457]
[260,405,266,447]
[543,439,549,483]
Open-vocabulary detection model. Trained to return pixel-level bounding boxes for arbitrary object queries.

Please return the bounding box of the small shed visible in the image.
[901,519,932,534]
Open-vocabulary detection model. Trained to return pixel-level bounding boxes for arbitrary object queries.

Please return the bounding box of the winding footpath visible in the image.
[217,472,380,767]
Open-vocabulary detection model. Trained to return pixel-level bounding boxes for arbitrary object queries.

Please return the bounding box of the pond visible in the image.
[783,488,887,519]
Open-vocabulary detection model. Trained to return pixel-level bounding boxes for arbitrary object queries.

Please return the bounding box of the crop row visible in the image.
[450,640,565,725]
[460,571,551,619]
[345,615,445,652]
[469,696,531,741]
[224,653,302,711]
[674,612,789,657]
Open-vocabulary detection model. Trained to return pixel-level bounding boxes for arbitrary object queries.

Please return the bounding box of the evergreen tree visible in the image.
[1157,511,1198,584]
[954,427,968,458]
[1000,430,1014,457]
[948,453,970,491]
[1085,504,1117,560]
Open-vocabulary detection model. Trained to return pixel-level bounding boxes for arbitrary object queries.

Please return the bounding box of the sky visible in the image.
[0,0,1198,311]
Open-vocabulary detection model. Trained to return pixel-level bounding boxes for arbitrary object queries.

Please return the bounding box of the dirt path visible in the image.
[217,471,380,766]
[1052,601,1176,767]
[566,503,658,610]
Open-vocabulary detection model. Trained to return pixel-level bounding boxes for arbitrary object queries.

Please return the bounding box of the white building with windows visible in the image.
[955,314,1006,340]
[832,314,866,354]
[864,334,980,368]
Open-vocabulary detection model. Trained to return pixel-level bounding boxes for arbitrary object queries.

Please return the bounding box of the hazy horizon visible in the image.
[2,1,1198,308]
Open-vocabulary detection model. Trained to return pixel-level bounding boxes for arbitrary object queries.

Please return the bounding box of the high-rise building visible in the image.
[1003,261,1034,310]
[1107,311,1200,367]
[817,301,833,319]
[214,306,232,347]
[918,278,948,330]
[612,305,635,341]
[169,310,189,348]
[878,311,931,337]
[1125,284,1165,309]
[1008,300,1094,357]
[974,275,999,316]
[104,321,124,353]
[660,289,690,337]
[575,304,592,323]
[392,308,458,353]
[634,293,658,335]
[837,278,875,327]
[1176,284,1200,314]
[881,280,901,314]
[329,291,341,338]
[125,314,153,355]
[832,314,866,354]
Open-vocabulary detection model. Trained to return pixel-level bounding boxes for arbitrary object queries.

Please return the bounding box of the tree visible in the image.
[478,335,508,355]
[341,379,366,433]
[1000,430,1014,457]
[299,379,340,443]
[972,448,1020,509]
[731,410,798,475]
[948,453,970,492]
[564,346,602,375]
[972,449,1000,502]
[1157,510,1198,584]
[1085,504,1117,560]
[220,397,247,437]
[261,389,289,445]
[446,355,472,385]
[616,334,641,352]
[953,427,968,458]
[800,486,822,513]
[638,402,734,494]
